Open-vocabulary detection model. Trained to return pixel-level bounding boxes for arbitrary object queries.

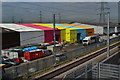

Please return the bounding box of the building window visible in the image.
[88,32,92,34]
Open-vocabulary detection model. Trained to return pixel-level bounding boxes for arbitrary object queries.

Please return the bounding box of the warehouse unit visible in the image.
[47,23,77,43]
[72,23,103,34]
[34,23,66,43]
[61,24,94,37]
[103,27,115,34]
[35,23,77,43]
[51,24,86,41]
[72,23,118,35]
[0,24,44,47]
[17,24,61,43]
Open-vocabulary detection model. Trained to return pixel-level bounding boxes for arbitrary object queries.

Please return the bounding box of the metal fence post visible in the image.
[98,63,100,80]
[85,64,88,78]
[118,65,120,80]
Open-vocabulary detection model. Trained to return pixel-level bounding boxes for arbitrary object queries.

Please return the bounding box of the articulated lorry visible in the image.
[82,35,100,45]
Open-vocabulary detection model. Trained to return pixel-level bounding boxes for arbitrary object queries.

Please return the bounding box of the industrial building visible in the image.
[35,24,77,43]
[17,23,61,43]
[34,23,94,43]
[50,24,87,42]
[1,23,95,49]
[1,24,44,49]
[72,23,120,35]
[33,23,66,42]
[34,23,66,43]
[61,24,94,37]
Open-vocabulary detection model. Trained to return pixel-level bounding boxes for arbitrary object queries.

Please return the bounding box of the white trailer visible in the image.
[82,35,100,45]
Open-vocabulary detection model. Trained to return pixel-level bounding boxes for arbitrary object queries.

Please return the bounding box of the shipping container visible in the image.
[1,50,18,59]
[34,23,66,43]
[48,24,77,43]
[0,24,44,47]
[23,49,44,60]
[22,46,38,51]
[18,23,61,43]
[61,24,94,37]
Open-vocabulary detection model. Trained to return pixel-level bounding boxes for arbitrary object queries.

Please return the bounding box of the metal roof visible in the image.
[48,23,84,30]
[72,23,104,28]
[18,23,59,30]
[0,24,42,32]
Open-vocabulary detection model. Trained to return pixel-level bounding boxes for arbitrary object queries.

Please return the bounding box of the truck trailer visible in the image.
[82,35,100,45]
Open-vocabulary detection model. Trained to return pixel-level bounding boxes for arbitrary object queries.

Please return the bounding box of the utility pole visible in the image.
[97,2,110,57]
[40,11,42,23]
[53,14,56,52]
[21,18,23,23]
[12,16,15,23]
[58,13,61,23]
[53,14,56,65]
[107,12,110,58]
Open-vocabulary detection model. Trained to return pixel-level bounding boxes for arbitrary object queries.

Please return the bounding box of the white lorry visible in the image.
[82,35,100,45]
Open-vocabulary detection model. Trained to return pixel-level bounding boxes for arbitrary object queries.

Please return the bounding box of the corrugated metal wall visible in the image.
[1,24,45,46]
[18,23,60,43]
[34,23,66,43]
[20,31,44,46]
[60,24,89,40]
[70,30,77,43]
[33,23,61,42]
[57,24,86,41]
[72,23,103,34]
[49,24,77,43]
[103,27,115,34]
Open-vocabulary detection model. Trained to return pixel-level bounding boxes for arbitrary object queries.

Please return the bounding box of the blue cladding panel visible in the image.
[48,23,86,40]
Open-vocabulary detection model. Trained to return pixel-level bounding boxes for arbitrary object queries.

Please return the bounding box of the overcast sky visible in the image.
[2,2,118,24]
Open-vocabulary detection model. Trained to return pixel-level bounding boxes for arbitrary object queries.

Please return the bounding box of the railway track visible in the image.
[32,41,120,80]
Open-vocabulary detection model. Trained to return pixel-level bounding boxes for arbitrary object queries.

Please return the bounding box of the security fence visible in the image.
[92,63,120,80]
[62,51,120,80]
[2,36,120,80]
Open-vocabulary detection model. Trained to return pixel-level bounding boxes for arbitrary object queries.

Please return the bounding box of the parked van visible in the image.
[82,35,100,45]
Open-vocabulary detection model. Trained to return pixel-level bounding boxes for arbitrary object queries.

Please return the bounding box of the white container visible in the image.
[1,50,18,59]
[8,52,18,59]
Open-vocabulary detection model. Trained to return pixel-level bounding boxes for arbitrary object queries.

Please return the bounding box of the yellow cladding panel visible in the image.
[60,29,66,43]
[61,23,94,37]
[66,29,76,43]
[70,30,77,43]
[34,23,66,43]
[66,29,70,42]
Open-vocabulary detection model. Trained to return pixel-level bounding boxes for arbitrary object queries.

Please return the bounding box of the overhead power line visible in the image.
[97,2,110,26]
[39,11,42,23]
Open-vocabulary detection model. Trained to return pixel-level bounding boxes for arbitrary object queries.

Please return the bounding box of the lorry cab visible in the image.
[82,37,90,45]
